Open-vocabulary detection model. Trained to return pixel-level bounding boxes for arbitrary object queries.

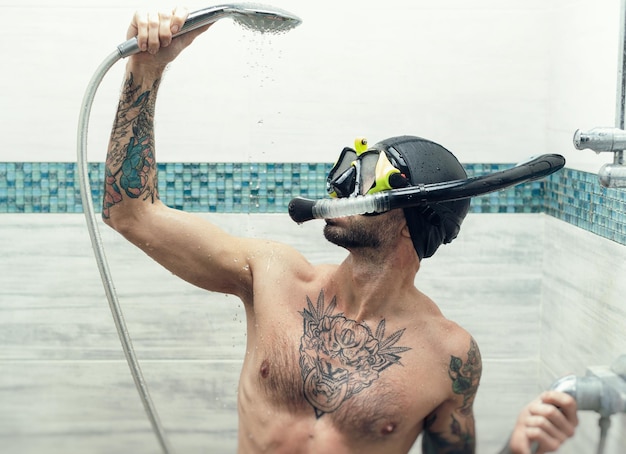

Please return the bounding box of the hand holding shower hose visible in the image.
[76,5,301,454]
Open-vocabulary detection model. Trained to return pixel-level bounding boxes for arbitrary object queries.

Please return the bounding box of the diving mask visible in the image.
[327,138,411,198]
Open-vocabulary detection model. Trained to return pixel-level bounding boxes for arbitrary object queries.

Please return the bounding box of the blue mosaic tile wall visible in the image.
[1,162,626,246]
[544,168,626,245]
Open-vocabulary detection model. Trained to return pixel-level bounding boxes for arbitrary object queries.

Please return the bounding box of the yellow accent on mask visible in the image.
[354,137,368,155]
[368,152,402,194]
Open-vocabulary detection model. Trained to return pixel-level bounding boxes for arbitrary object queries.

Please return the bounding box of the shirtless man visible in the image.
[102,7,578,453]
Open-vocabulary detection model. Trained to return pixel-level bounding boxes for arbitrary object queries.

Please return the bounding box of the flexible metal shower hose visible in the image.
[76,49,173,454]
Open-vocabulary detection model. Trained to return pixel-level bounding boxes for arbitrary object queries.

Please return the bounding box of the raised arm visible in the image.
[102,8,283,299]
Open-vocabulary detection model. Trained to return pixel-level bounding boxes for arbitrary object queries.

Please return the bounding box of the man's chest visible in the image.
[246,289,446,440]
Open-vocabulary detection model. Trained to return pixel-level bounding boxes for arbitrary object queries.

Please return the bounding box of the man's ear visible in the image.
[401,223,411,239]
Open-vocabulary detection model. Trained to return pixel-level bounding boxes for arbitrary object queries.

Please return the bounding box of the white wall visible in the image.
[1,0,620,170]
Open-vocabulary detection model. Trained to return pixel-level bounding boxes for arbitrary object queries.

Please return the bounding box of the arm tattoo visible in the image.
[422,338,481,453]
[298,290,411,418]
[103,73,161,218]
[423,413,473,454]
[449,338,481,415]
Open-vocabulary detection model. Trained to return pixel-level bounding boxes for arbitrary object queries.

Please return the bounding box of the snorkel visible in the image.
[288,138,565,224]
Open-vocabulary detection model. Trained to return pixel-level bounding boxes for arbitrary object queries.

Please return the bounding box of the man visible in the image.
[102,7,578,453]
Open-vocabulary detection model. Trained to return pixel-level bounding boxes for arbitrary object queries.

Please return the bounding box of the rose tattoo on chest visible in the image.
[298,291,411,418]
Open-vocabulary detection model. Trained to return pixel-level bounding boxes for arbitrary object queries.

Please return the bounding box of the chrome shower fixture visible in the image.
[573,127,626,188]
[573,127,626,153]
[532,355,626,454]
[573,0,626,188]
[598,162,626,187]
[549,365,626,417]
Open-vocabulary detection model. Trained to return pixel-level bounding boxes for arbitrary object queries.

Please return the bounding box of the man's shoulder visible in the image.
[439,321,480,367]
[445,321,477,350]
[415,299,475,350]
[248,238,313,269]
[420,314,481,377]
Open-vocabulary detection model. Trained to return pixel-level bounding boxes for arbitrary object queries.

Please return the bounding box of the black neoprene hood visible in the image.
[373,135,470,260]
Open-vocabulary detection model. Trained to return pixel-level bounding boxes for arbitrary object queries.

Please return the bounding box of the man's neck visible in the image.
[334,242,419,320]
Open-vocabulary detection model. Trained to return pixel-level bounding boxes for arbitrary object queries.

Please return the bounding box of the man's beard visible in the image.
[323,219,383,249]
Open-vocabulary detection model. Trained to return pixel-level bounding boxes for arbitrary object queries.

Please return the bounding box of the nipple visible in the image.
[381,422,396,436]
[260,359,270,378]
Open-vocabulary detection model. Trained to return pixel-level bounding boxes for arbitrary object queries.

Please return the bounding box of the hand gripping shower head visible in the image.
[76,4,300,453]
[117,2,302,57]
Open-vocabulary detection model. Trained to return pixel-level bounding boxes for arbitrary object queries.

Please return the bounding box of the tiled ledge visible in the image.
[1,162,625,246]
[544,168,626,245]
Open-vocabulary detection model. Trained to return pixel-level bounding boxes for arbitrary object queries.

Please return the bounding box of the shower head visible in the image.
[117,2,302,58]
[224,3,302,33]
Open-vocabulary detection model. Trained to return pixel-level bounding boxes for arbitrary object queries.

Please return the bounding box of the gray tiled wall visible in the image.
[1,161,626,453]
[539,216,626,453]
[2,212,625,453]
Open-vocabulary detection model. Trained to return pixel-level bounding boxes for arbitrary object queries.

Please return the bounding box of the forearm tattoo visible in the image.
[422,338,481,453]
[103,73,160,218]
[298,291,411,418]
